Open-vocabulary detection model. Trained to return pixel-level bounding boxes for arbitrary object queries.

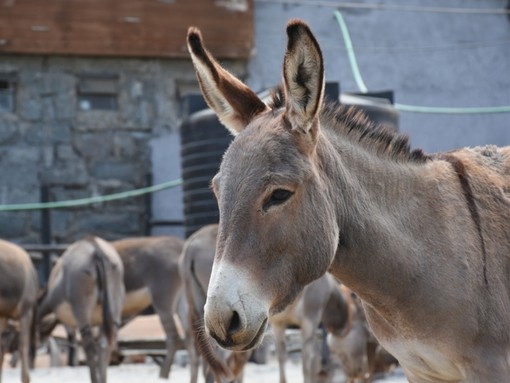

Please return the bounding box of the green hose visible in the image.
[333,10,510,114]
[0,178,183,211]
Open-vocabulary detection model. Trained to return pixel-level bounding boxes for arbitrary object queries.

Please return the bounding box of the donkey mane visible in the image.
[269,85,429,164]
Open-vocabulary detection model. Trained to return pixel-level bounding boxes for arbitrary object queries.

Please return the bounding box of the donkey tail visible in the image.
[88,237,115,346]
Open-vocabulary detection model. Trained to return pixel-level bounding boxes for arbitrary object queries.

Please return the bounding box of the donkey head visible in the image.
[187,20,340,351]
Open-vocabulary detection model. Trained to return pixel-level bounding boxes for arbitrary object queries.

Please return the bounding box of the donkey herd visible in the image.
[2,18,510,383]
[0,225,396,383]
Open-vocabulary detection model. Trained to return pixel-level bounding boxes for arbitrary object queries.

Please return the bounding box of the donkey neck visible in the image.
[319,129,442,306]
[321,127,425,222]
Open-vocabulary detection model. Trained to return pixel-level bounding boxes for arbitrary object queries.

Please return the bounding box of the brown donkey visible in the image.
[38,236,125,383]
[187,20,510,383]
[0,239,38,383]
[111,236,185,379]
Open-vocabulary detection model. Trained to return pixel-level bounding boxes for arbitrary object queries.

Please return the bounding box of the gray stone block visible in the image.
[89,159,142,183]
[74,111,120,132]
[112,132,144,159]
[41,96,56,121]
[54,91,77,120]
[0,116,19,144]
[23,121,71,145]
[72,210,142,237]
[18,97,43,121]
[73,132,112,160]
[49,210,72,238]
[0,146,39,164]
[50,186,91,204]
[0,212,29,238]
[40,161,89,186]
[1,165,39,194]
[55,144,78,160]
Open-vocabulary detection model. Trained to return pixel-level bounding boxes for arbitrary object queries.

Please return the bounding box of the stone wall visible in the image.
[0,54,246,244]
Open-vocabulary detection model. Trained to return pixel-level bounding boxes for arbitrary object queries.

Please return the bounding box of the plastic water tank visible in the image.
[180,107,232,238]
[341,91,399,132]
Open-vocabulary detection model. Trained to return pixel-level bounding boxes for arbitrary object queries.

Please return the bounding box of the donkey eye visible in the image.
[263,189,294,211]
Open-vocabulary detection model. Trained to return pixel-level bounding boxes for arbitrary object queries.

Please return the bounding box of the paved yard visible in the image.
[2,360,408,383]
[2,315,408,382]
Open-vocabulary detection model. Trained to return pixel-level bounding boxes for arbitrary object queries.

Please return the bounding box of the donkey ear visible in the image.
[187,27,268,135]
[283,20,324,136]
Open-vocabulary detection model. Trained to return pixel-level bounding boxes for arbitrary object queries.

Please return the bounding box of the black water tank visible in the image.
[180,105,232,238]
[180,85,399,238]
[341,92,399,131]
[326,82,399,131]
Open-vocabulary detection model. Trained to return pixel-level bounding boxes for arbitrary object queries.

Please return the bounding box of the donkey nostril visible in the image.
[228,310,242,334]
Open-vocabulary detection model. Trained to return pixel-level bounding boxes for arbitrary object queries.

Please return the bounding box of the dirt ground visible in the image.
[2,315,408,383]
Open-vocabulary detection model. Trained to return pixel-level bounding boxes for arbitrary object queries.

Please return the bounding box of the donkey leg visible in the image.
[180,308,199,383]
[272,324,287,383]
[19,309,33,383]
[300,319,319,383]
[66,327,78,366]
[0,318,7,383]
[97,307,120,383]
[97,332,111,383]
[80,325,101,383]
[227,351,250,383]
[48,337,62,367]
[186,337,199,383]
[71,267,101,383]
[151,291,182,379]
[159,318,179,379]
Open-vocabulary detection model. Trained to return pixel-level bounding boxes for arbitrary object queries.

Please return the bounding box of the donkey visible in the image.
[270,272,350,383]
[37,236,124,383]
[180,224,351,383]
[111,236,185,379]
[187,20,510,383]
[327,287,397,383]
[179,224,250,383]
[0,239,38,383]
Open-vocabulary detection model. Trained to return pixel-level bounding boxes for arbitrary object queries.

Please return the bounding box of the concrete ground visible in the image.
[2,315,408,382]
[1,358,408,383]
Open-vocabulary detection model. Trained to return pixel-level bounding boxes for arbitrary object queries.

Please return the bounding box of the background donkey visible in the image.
[180,224,351,383]
[187,20,510,382]
[111,235,185,379]
[179,224,249,383]
[327,287,398,383]
[270,272,350,383]
[37,236,124,383]
[0,239,38,383]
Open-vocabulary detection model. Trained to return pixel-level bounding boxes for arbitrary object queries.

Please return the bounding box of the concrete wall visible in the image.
[247,0,510,153]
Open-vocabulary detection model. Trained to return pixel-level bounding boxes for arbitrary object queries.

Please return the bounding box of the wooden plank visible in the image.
[0,0,254,58]
[23,244,68,254]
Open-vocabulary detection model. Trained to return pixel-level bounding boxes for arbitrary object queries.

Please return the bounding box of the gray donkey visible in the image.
[180,224,352,383]
[179,224,250,383]
[37,236,124,383]
[111,235,185,379]
[0,239,38,383]
[270,272,351,383]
